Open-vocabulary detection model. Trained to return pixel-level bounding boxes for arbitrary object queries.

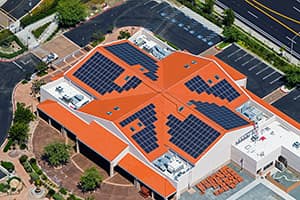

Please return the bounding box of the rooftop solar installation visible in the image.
[105,43,159,81]
[120,104,159,153]
[190,101,249,130]
[73,52,142,95]
[166,114,220,158]
[185,76,240,102]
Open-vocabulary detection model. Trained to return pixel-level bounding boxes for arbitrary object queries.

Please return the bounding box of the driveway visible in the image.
[0,53,40,146]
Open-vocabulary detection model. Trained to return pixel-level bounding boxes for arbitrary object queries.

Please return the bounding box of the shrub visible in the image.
[3,139,13,152]
[41,174,48,181]
[19,155,28,163]
[1,161,15,173]
[30,172,39,182]
[20,143,27,150]
[29,159,42,175]
[53,193,64,200]
[22,161,32,173]
[59,187,67,195]
[0,183,10,192]
[47,188,55,197]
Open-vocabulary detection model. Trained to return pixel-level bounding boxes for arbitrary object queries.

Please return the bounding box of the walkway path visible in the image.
[16,14,57,49]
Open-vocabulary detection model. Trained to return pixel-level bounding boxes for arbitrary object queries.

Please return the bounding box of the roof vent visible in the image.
[125,76,131,81]
[140,67,145,71]
[187,101,193,106]
[114,106,120,111]
[138,122,143,127]
[208,79,213,84]
[184,64,190,69]
[215,75,220,80]
[178,106,184,112]
[191,60,197,64]
[106,111,112,115]
[130,127,135,132]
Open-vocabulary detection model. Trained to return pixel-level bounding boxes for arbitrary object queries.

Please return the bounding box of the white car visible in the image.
[42,52,58,64]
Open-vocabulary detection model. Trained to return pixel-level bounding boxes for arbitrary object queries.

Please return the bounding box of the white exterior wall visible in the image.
[176,126,252,194]
[281,147,300,173]
[256,147,281,173]
[231,145,257,174]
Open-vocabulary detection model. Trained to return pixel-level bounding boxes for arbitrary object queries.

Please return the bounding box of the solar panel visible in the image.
[120,104,159,153]
[185,76,240,102]
[191,101,249,130]
[73,52,142,95]
[105,42,159,81]
[166,114,220,158]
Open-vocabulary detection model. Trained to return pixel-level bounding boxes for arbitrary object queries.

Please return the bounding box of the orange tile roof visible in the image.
[206,55,246,81]
[37,100,128,161]
[59,40,253,164]
[118,153,176,197]
[244,88,300,130]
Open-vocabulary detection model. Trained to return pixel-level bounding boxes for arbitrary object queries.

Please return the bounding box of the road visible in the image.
[0,53,39,146]
[216,0,300,59]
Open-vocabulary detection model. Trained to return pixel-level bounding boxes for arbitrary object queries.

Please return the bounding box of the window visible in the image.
[263,161,273,171]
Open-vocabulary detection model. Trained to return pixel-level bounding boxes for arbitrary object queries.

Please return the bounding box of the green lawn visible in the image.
[32,22,51,39]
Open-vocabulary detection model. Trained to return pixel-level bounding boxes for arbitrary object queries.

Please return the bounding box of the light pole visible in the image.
[290,32,300,60]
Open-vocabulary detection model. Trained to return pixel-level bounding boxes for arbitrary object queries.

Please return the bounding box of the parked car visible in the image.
[42,52,58,64]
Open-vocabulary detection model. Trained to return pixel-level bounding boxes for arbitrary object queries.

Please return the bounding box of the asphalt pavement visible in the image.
[64,0,222,54]
[0,53,39,146]
[1,0,41,19]
[216,0,300,59]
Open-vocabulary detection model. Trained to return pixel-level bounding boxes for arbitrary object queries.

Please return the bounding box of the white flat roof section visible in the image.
[234,121,300,162]
[42,78,93,110]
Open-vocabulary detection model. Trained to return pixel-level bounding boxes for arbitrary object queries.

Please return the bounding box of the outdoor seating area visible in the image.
[196,166,244,196]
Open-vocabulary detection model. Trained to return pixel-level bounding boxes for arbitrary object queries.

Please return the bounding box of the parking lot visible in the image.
[65,0,222,54]
[1,0,41,19]
[0,53,39,145]
[272,89,300,123]
[216,44,285,98]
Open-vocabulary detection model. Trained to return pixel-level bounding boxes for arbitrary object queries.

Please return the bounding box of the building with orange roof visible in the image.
[38,37,299,199]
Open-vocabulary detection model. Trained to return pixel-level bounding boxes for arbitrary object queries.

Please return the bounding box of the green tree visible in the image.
[31,80,45,95]
[223,8,235,27]
[35,62,48,76]
[117,30,131,40]
[285,67,300,88]
[13,102,35,124]
[80,167,102,192]
[8,122,29,144]
[57,0,87,27]
[44,142,71,167]
[203,0,215,14]
[223,26,240,42]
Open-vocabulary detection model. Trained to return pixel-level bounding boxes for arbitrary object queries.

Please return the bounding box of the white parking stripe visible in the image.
[255,67,269,75]
[248,11,258,18]
[293,6,300,13]
[262,71,276,80]
[234,53,247,62]
[242,57,255,66]
[13,61,24,71]
[294,95,300,101]
[227,49,242,58]
[269,76,282,84]
[248,62,261,71]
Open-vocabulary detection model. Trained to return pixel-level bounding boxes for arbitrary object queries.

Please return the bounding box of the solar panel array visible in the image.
[166,114,220,158]
[190,101,249,130]
[105,43,159,81]
[185,76,240,102]
[120,104,158,153]
[73,52,142,95]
